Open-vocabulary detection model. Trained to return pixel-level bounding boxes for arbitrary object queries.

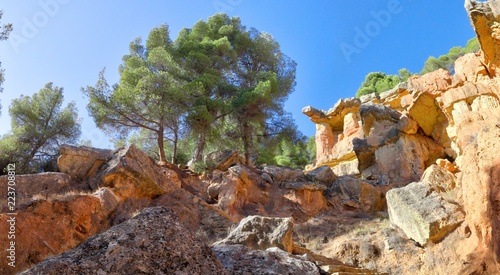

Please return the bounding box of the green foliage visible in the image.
[306,135,316,164]
[355,69,412,98]
[0,83,81,173]
[83,24,190,163]
[84,14,299,168]
[273,138,309,169]
[421,37,480,75]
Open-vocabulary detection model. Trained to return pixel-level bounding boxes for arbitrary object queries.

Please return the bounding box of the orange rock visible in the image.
[408,69,453,97]
[0,195,106,274]
[454,53,489,82]
[436,158,457,173]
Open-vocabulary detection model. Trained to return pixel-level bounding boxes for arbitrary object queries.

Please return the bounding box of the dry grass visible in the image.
[31,190,93,202]
[294,211,391,254]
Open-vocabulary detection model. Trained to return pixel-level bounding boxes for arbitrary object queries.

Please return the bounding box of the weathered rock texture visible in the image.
[466,0,500,76]
[386,181,465,245]
[7,2,500,275]
[21,207,227,275]
[209,164,327,221]
[215,215,294,253]
[213,244,319,275]
[299,1,500,273]
[0,194,108,274]
[89,144,181,198]
[57,144,111,180]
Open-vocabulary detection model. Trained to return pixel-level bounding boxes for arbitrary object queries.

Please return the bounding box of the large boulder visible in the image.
[213,244,320,275]
[89,144,181,198]
[263,165,304,182]
[421,164,456,191]
[0,194,108,274]
[215,215,294,253]
[21,207,227,275]
[204,150,245,171]
[58,144,111,180]
[386,181,465,246]
[305,165,337,184]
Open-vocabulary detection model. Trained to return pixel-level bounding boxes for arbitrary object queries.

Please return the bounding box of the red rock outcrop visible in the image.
[300,1,500,273]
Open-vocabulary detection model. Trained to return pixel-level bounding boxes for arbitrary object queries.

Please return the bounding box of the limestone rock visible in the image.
[328,176,384,211]
[213,244,319,275]
[262,165,304,182]
[58,144,111,180]
[212,165,326,221]
[325,97,361,131]
[458,116,500,272]
[205,150,244,171]
[21,207,227,275]
[359,92,380,104]
[396,115,419,135]
[213,165,272,220]
[359,103,401,136]
[362,134,445,186]
[454,52,490,82]
[215,215,294,253]
[312,111,363,176]
[421,164,456,191]
[90,144,181,198]
[92,187,120,218]
[359,182,385,212]
[465,0,500,76]
[305,165,337,184]
[407,68,454,96]
[386,181,465,246]
[302,106,329,124]
[408,92,449,144]
[379,82,411,110]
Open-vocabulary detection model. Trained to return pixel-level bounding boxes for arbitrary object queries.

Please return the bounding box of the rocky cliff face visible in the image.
[300,0,500,273]
[3,1,500,274]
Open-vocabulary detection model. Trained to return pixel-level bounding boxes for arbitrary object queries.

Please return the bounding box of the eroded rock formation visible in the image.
[5,1,500,274]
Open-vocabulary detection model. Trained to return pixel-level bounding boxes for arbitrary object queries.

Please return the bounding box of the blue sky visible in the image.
[0,1,476,149]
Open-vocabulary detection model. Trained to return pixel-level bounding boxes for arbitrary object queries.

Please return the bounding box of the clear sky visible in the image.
[0,1,476,149]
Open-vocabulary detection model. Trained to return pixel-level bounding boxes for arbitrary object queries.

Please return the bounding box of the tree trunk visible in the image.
[157,128,167,164]
[171,128,178,164]
[192,129,207,163]
[242,121,251,166]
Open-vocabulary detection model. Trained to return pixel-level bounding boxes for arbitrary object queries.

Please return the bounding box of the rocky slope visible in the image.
[2,1,500,274]
[300,0,500,273]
